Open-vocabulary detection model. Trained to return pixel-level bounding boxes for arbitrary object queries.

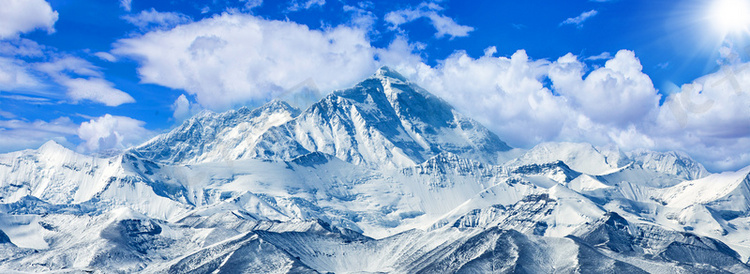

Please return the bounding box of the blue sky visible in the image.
[1,0,749,171]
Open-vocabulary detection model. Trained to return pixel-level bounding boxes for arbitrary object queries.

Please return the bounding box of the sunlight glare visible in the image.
[709,0,750,34]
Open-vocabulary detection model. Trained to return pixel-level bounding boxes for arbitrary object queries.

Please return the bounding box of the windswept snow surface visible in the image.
[1,67,749,273]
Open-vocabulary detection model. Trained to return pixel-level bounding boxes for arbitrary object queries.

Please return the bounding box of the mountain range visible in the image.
[0,67,749,273]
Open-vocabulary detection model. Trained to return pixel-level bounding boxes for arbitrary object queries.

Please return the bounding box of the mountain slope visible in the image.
[132,100,300,165]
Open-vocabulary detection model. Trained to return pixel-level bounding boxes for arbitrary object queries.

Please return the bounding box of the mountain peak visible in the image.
[39,140,64,151]
[373,66,408,82]
[247,67,513,167]
[37,140,74,157]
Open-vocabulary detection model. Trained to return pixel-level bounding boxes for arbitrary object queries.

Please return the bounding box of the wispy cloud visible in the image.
[287,0,324,12]
[385,2,474,39]
[120,0,132,12]
[122,8,191,31]
[0,117,77,153]
[586,52,611,60]
[36,56,135,106]
[560,10,598,28]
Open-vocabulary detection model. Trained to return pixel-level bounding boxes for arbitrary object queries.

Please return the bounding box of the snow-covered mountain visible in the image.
[1,67,749,273]
[133,67,511,168]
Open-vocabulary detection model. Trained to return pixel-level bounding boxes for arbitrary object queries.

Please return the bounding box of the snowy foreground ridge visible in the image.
[2,67,750,273]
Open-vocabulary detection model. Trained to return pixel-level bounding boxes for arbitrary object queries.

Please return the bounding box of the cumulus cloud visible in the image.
[0,117,78,153]
[549,50,660,126]
[36,56,135,106]
[560,10,598,28]
[122,8,191,30]
[77,114,152,152]
[0,0,58,39]
[389,48,749,171]
[385,2,474,38]
[172,94,203,121]
[651,63,750,170]
[397,50,571,147]
[114,12,380,110]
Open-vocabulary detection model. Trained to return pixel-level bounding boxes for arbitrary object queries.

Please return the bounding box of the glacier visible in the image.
[0,67,749,273]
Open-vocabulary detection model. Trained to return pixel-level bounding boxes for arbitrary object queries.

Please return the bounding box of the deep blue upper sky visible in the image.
[1,0,749,171]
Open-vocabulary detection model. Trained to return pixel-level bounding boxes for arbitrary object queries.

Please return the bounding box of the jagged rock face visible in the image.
[2,67,750,273]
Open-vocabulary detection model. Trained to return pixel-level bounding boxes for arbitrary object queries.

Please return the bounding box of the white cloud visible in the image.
[385,2,474,39]
[560,10,598,28]
[77,114,152,152]
[114,12,380,110]
[549,50,660,126]
[36,56,135,106]
[586,52,611,61]
[122,8,191,30]
[396,50,572,147]
[0,114,155,154]
[59,77,136,106]
[344,3,377,30]
[391,48,750,171]
[0,38,45,57]
[483,46,497,57]
[0,117,77,153]
[649,63,750,170]
[36,56,101,77]
[0,57,45,91]
[172,94,202,121]
[94,52,117,62]
[0,0,58,39]
[240,0,263,10]
[0,111,15,119]
[0,94,53,103]
[120,0,132,12]
[288,0,325,11]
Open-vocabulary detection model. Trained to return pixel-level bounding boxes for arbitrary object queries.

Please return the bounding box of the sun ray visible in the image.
[708,0,750,36]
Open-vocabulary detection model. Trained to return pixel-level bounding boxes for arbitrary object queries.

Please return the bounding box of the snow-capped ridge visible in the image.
[660,166,750,212]
[510,142,624,175]
[131,99,300,164]
[628,149,709,181]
